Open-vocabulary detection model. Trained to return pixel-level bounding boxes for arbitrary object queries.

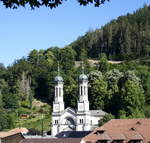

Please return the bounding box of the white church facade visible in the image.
[51,67,106,136]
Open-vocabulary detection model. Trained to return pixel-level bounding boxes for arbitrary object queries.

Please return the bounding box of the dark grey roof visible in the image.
[21,138,81,143]
[54,76,63,82]
[56,131,91,138]
[90,110,106,116]
[79,74,88,81]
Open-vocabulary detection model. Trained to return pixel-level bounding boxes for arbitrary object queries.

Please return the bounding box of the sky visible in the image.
[0,0,150,66]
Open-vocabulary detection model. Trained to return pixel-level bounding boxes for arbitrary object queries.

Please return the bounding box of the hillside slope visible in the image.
[70,5,150,60]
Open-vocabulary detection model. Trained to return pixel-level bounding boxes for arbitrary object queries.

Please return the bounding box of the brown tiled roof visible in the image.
[0,131,23,138]
[110,134,126,140]
[10,128,29,134]
[21,138,81,143]
[97,133,111,140]
[0,128,27,138]
[83,119,150,143]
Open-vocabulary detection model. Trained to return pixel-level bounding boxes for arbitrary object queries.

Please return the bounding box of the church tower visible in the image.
[77,63,89,112]
[51,63,64,136]
[76,63,91,131]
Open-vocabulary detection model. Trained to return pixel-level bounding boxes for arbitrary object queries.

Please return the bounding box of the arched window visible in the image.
[56,87,58,97]
[84,86,86,95]
[81,86,82,96]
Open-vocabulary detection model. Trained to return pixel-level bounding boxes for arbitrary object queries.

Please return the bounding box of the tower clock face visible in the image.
[79,105,83,110]
[55,106,59,110]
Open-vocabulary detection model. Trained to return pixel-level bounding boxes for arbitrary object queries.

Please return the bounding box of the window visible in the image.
[84,86,86,95]
[59,87,61,96]
[56,87,58,97]
[55,120,58,124]
[80,119,84,124]
[81,86,83,96]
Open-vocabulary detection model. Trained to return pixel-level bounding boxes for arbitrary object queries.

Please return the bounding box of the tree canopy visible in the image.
[0,0,110,9]
[70,5,150,61]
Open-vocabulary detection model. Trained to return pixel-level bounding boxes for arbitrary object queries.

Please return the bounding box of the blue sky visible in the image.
[0,0,150,66]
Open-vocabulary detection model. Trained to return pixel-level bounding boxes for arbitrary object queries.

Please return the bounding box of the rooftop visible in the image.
[83,118,150,143]
[21,138,81,143]
[0,128,28,138]
[56,131,91,138]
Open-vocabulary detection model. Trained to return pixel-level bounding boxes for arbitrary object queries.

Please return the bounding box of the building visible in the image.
[9,128,29,135]
[51,65,106,136]
[0,130,24,143]
[82,118,150,143]
[56,131,91,138]
[21,138,82,143]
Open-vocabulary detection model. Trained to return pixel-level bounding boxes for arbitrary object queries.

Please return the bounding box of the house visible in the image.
[9,128,29,135]
[21,138,82,143]
[0,131,24,143]
[82,119,150,143]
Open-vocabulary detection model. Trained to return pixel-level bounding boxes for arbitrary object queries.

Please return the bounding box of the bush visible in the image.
[21,100,30,108]
[99,113,114,126]
[0,109,14,130]
[17,107,31,116]
[2,94,19,109]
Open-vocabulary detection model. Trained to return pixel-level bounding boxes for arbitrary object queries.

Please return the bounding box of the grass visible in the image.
[14,100,52,132]
[18,115,51,131]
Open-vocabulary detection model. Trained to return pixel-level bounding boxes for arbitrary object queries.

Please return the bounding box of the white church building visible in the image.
[51,66,106,136]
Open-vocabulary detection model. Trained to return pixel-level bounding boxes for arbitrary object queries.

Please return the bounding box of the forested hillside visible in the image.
[0,5,150,132]
[70,5,150,60]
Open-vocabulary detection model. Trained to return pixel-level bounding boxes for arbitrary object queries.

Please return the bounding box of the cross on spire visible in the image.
[81,61,84,74]
[57,62,60,76]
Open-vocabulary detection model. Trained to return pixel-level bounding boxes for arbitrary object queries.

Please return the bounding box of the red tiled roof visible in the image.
[83,119,150,143]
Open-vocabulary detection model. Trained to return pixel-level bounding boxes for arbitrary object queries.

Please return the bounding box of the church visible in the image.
[51,65,106,136]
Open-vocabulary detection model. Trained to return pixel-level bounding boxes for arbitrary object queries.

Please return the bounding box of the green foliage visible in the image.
[144,105,150,118]
[119,71,145,118]
[21,100,30,108]
[20,114,51,132]
[0,109,14,131]
[71,5,150,61]
[60,46,76,73]
[89,71,107,109]
[99,54,109,73]
[17,107,32,116]
[2,94,19,109]
[0,0,109,9]
[104,69,123,115]
[99,113,114,126]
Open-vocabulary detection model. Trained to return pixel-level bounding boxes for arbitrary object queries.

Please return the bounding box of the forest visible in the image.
[70,5,150,61]
[0,5,150,131]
